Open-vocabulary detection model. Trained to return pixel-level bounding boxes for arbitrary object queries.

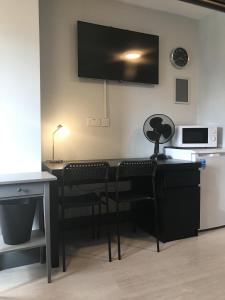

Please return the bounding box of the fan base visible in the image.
[150,153,168,160]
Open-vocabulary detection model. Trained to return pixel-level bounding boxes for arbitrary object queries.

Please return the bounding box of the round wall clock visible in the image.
[170,47,189,69]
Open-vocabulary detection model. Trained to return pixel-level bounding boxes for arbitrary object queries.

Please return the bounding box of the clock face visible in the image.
[171,47,189,69]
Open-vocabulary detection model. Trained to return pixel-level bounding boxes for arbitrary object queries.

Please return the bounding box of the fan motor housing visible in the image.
[143,114,175,159]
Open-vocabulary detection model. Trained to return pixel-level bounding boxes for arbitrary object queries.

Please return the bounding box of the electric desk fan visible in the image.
[143,114,175,160]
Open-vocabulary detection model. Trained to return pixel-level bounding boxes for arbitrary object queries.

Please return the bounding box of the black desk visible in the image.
[43,158,200,267]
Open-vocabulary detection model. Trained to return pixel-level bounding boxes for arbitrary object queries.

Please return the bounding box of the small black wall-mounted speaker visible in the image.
[175,78,189,104]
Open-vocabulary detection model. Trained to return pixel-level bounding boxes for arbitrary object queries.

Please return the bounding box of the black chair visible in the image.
[59,162,111,272]
[110,159,159,260]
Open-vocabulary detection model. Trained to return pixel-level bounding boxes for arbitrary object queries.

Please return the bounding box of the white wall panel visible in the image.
[0,0,41,174]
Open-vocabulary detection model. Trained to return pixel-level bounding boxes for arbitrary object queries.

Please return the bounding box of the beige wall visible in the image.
[40,0,199,161]
[198,12,225,147]
[0,0,41,173]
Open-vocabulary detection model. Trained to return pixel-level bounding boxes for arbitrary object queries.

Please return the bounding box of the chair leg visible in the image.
[154,199,160,252]
[97,201,102,239]
[61,206,66,272]
[130,202,137,233]
[105,197,112,262]
[91,202,96,239]
[40,246,46,264]
[116,201,121,260]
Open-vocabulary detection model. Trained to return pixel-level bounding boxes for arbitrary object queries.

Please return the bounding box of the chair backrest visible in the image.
[116,159,157,181]
[62,161,109,186]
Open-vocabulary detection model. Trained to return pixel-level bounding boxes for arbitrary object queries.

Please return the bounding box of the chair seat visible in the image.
[61,193,100,208]
[108,191,154,203]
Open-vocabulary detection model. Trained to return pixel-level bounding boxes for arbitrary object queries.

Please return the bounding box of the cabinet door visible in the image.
[160,170,200,188]
[159,186,200,242]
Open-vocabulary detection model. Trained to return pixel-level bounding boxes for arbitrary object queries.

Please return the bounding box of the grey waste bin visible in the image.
[0,198,37,245]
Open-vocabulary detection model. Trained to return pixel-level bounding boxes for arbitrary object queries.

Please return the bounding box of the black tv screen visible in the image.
[77,21,159,84]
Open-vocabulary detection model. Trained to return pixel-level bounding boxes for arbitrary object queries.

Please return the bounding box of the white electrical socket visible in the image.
[87,117,110,127]
[96,118,101,126]
[101,118,110,127]
[87,117,101,127]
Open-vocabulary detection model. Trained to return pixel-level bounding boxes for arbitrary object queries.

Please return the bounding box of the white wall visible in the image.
[40,0,199,160]
[198,12,225,147]
[0,0,41,174]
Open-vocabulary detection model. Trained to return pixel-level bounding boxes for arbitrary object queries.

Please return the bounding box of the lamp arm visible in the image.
[51,124,63,161]
[52,133,55,161]
[52,128,59,136]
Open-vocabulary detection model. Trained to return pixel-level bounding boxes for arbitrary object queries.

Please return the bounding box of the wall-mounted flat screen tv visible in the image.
[77,21,159,85]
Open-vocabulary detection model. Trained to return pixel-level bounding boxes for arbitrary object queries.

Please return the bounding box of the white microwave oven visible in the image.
[172,126,218,148]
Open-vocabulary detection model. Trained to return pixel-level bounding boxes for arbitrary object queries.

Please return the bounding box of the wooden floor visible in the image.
[1,226,225,300]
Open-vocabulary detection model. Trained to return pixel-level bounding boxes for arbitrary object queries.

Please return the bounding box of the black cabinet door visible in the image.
[159,186,200,242]
[135,186,200,242]
[161,170,200,188]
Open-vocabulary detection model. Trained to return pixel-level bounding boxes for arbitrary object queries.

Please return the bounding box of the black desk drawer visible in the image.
[161,170,200,188]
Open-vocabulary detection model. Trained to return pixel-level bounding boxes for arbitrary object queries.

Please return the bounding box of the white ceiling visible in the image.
[117,0,212,20]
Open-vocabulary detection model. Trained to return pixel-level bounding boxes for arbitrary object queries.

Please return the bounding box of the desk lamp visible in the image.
[50,124,64,163]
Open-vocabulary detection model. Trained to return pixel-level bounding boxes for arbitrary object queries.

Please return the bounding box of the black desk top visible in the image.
[43,158,200,172]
